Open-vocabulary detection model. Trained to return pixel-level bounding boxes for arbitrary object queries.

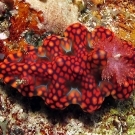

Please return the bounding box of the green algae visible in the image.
[94,97,135,135]
[0,120,8,135]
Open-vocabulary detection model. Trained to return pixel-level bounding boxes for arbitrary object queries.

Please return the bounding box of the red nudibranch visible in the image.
[0,23,134,113]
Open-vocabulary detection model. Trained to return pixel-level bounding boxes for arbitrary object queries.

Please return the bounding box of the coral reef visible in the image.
[79,0,135,46]
[0,0,46,56]
[8,1,44,41]
[89,0,104,6]
[0,0,79,56]
[0,0,134,134]
[25,0,79,34]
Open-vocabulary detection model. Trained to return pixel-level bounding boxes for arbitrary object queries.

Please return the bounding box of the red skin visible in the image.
[0,23,134,113]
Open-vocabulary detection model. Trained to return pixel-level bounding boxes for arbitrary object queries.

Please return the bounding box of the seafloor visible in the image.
[0,0,135,134]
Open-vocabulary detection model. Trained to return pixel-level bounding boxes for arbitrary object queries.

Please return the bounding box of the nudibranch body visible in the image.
[0,23,134,113]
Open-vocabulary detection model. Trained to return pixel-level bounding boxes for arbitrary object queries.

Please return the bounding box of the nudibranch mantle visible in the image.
[0,23,134,113]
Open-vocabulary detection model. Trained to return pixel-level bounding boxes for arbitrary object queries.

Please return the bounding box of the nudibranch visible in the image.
[0,23,134,113]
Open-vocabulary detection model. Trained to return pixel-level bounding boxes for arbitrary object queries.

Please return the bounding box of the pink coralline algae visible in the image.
[0,23,134,113]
